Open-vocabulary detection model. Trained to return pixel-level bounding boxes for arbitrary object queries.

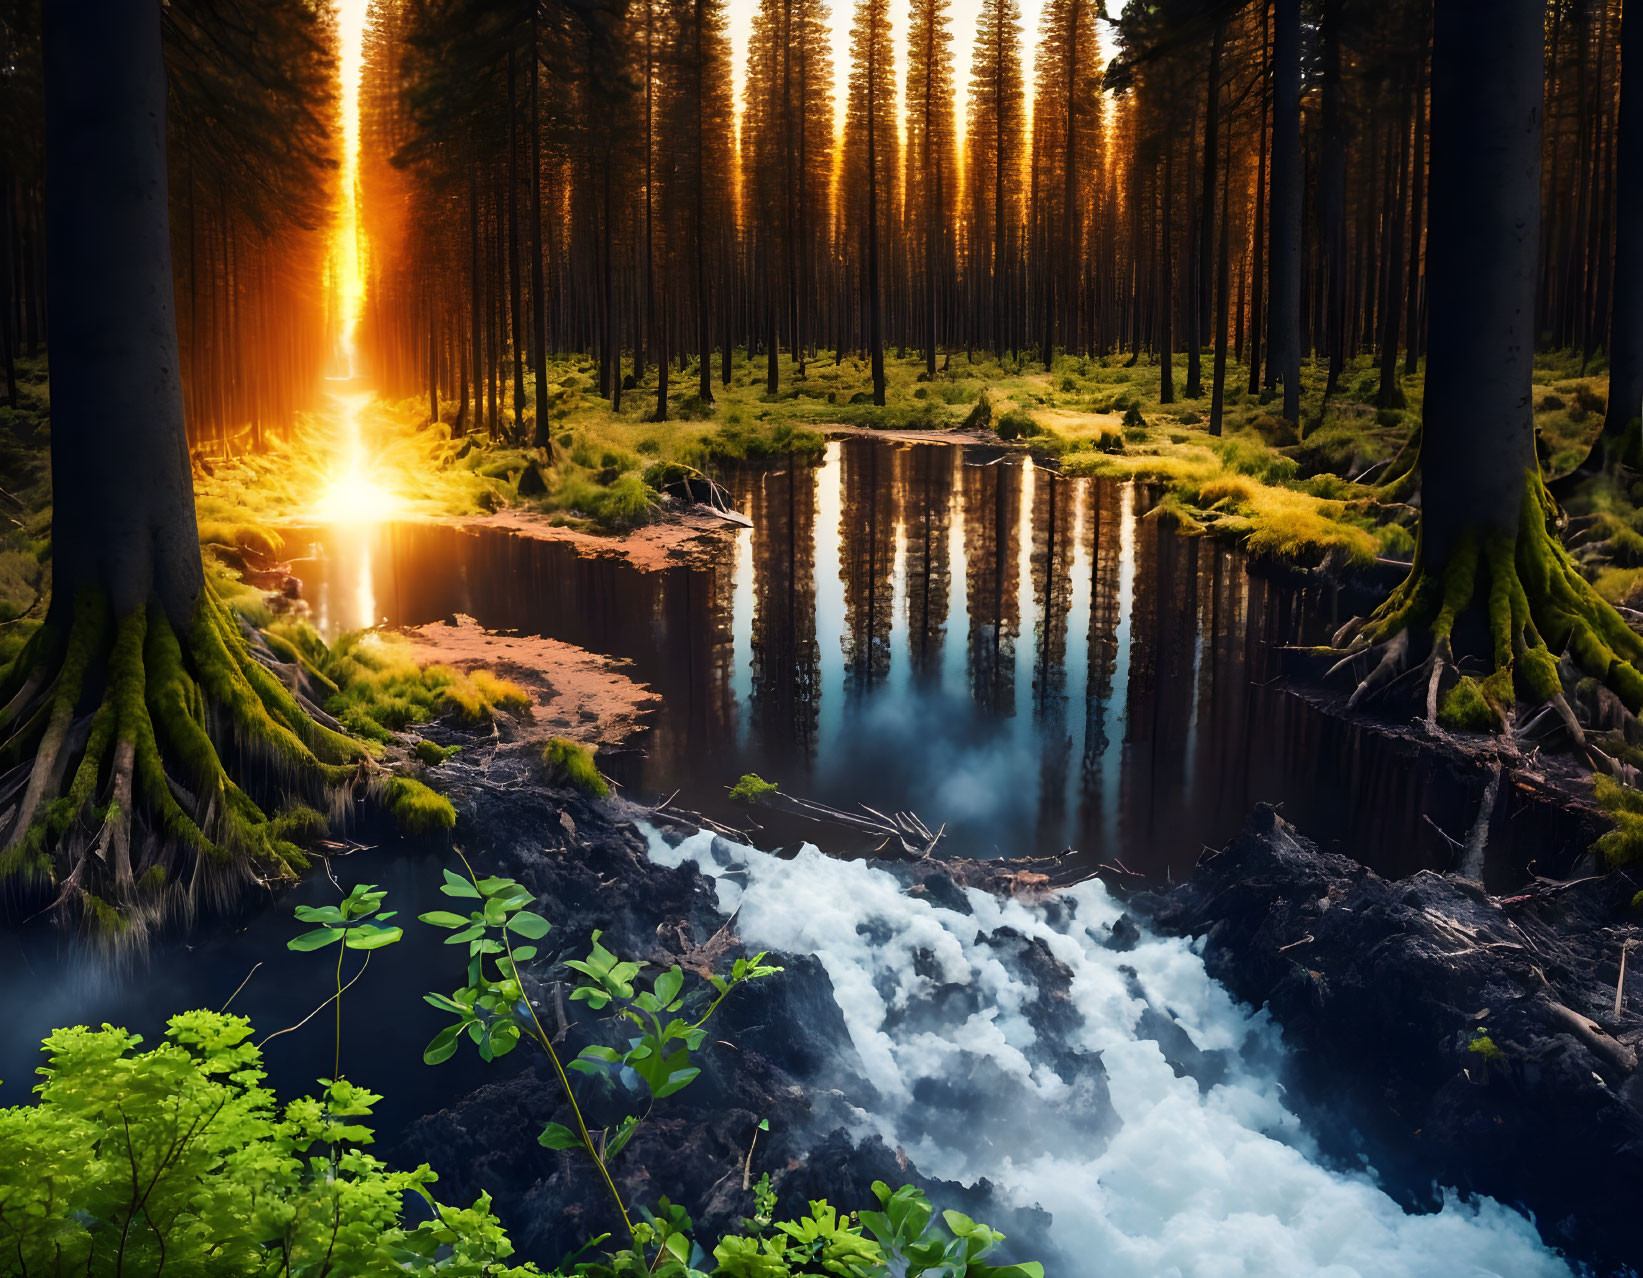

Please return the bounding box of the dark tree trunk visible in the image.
[1210,76,1232,438]
[507,49,525,416]
[530,15,551,447]
[1188,22,1223,400]
[1159,146,1175,405]
[1405,48,1427,376]
[867,49,886,406]
[1421,0,1543,558]
[695,0,713,404]
[469,169,483,429]
[44,0,202,625]
[1377,87,1411,408]
[1268,0,1302,422]
[1605,0,1643,451]
[1320,0,1347,397]
[1248,0,1270,397]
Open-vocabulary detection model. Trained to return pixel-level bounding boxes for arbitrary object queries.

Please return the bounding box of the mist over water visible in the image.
[647,826,1571,1277]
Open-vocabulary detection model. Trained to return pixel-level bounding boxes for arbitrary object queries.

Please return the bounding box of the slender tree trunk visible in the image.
[1405,47,1427,376]
[469,168,483,430]
[530,16,551,447]
[695,0,713,403]
[507,49,525,416]
[1188,22,1223,400]
[1211,79,1232,437]
[867,38,886,406]
[1268,0,1302,422]
[1248,0,1270,396]
[1377,86,1412,407]
[1160,146,1175,404]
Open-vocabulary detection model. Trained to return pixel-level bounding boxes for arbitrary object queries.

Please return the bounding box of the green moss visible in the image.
[1595,774,1643,865]
[1438,677,1502,732]
[543,737,609,798]
[1467,1032,1504,1063]
[382,774,457,836]
[729,772,778,802]
[414,739,461,766]
[196,521,284,561]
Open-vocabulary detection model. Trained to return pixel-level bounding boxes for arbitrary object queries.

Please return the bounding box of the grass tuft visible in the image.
[543,737,609,798]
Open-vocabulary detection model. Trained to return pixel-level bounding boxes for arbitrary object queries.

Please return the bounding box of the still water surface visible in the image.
[297,437,1571,883]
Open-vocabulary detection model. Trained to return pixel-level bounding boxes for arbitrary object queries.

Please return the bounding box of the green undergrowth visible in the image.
[266,620,528,758]
[0,864,1042,1278]
[543,736,609,798]
[1595,774,1643,865]
[729,772,778,802]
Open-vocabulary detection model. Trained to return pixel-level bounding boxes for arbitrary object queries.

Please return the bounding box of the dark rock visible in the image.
[1138,803,1643,1274]
[392,746,1046,1268]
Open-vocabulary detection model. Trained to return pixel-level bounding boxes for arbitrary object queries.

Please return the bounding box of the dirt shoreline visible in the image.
[398,613,660,751]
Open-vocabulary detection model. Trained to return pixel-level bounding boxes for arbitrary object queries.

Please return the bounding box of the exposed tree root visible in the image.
[1331,476,1643,769]
[0,586,372,938]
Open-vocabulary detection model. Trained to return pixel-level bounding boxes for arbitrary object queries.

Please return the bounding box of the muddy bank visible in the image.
[1138,805,1643,1274]
[398,613,659,748]
[440,502,739,571]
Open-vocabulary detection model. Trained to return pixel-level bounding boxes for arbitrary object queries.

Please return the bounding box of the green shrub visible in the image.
[729,772,779,801]
[0,1013,540,1276]
[995,410,1040,440]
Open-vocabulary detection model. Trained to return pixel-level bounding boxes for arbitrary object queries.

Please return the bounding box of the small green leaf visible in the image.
[423,1025,461,1065]
[287,927,343,951]
[538,1121,581,1150]
[506,910,550,939]
[344,924,403,951]
[419,910,470,929]
[293,904,345,924]
[440,867,480,898]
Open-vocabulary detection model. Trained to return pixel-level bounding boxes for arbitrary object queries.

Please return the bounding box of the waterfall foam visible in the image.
[644,826,1570,1278]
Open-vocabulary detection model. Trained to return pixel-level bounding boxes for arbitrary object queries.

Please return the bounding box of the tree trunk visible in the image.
[44,0,201,625]
[1605,0,1643,452]
[1422,0,1542,559]
[1188,22,1223,400]
[530,15,551,447]
[1268,0,1302,422]
[1248,0,1270,397]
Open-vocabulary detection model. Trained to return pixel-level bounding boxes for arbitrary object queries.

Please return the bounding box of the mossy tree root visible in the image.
[1333,476,1643,762]
[0,585,371,934]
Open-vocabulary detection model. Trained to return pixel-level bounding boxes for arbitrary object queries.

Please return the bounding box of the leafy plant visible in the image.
[419,852,781,1256]
[0,1012,544,1276]
[729,772,779,802]
[288,881,404,953]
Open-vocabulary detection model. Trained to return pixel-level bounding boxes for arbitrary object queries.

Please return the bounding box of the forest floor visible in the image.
[206,344,1624,582]
[0,341,1622,658]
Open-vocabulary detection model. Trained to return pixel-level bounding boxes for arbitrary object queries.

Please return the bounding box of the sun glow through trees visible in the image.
[314,0,405,536]
[331,0,370,372]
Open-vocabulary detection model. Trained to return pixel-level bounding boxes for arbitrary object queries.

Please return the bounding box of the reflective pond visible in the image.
[294,436,1577,885]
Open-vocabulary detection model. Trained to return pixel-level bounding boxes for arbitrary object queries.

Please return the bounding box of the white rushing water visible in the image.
[644,827,1571,1278]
